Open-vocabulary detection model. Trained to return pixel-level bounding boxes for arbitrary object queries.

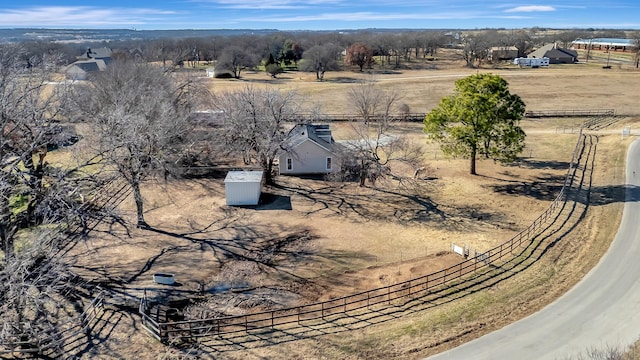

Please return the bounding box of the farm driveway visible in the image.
[427,138,640,359]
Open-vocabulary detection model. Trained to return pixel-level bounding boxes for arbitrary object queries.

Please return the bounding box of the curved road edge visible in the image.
[427,138,640,360]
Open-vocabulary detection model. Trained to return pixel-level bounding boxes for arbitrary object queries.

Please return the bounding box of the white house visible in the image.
[279,124,343,175]
[224,171,263,206]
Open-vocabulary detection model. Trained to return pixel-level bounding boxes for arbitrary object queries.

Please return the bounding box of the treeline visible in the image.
[15,28,640,74]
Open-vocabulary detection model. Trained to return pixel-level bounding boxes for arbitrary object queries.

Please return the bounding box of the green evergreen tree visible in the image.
[424,73,526,175]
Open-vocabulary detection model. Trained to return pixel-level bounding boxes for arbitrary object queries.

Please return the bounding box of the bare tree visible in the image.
[461,33,492,68]
[0,43,95,355]
[511,30,535,58]
[0,232,75,352]
[217,46,258,79]
[348,79,387,123]
[0,43,87,257]
[344,80,422,186]
[632,33,640,69]
[147,39,172,67]
[418,31,447,58]
[300,43,341,81]
[70,60,196,228]
[554,30,589,48]
[214,85,302,184]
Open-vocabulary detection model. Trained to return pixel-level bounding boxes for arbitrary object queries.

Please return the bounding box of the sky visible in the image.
[0,0,638,31]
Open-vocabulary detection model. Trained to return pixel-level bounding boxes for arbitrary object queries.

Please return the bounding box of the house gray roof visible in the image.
[72,61,100,73]
[66,58,108,73]
[528,43,577,59]
[282,124,342,153]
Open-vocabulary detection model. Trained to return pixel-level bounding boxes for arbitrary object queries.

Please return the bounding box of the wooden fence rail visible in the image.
[525,109,615,118]
[139,119,598,343]
[0,179,130,358]
[284,109,615,123]
[0,291,105,357]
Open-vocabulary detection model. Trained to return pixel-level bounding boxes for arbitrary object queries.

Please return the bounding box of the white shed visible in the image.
[224,171,263,206]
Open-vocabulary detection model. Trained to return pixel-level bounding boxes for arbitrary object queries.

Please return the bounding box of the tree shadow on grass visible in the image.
[486,173,567,202]
[271,178,514,232]
[510,158,572,170]
[327,77,361,83]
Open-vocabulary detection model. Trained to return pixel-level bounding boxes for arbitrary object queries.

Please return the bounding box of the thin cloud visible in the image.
[504,5,556,13]
[0,6,177,27]
[198,0,343,9]
[239,10,495,23]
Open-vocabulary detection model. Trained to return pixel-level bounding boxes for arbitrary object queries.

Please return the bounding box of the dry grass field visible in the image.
[65,53,640,359]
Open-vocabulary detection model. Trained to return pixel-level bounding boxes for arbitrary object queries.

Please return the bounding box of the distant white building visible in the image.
[572,38,634,52]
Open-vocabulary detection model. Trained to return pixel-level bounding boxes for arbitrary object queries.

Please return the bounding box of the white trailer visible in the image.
[513,57,549,67]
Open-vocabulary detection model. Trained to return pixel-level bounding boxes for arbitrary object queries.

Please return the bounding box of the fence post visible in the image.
[344,297,347,313]
[297,307,301,325]
[388,286,391,304]
[321,303,324,320]
[367,292,370,308]
[271,311,274,330]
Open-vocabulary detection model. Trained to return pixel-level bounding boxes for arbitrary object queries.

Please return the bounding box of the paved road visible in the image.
[427,138,640,360]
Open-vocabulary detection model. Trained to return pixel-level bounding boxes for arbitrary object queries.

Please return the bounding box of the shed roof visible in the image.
[224,170,263,183]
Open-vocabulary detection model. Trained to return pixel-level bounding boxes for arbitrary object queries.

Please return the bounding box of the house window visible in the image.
[286,158,292,171]
[326,157,332,170]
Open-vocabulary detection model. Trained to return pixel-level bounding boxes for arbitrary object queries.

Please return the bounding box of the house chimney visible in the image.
[315,125,333,143]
